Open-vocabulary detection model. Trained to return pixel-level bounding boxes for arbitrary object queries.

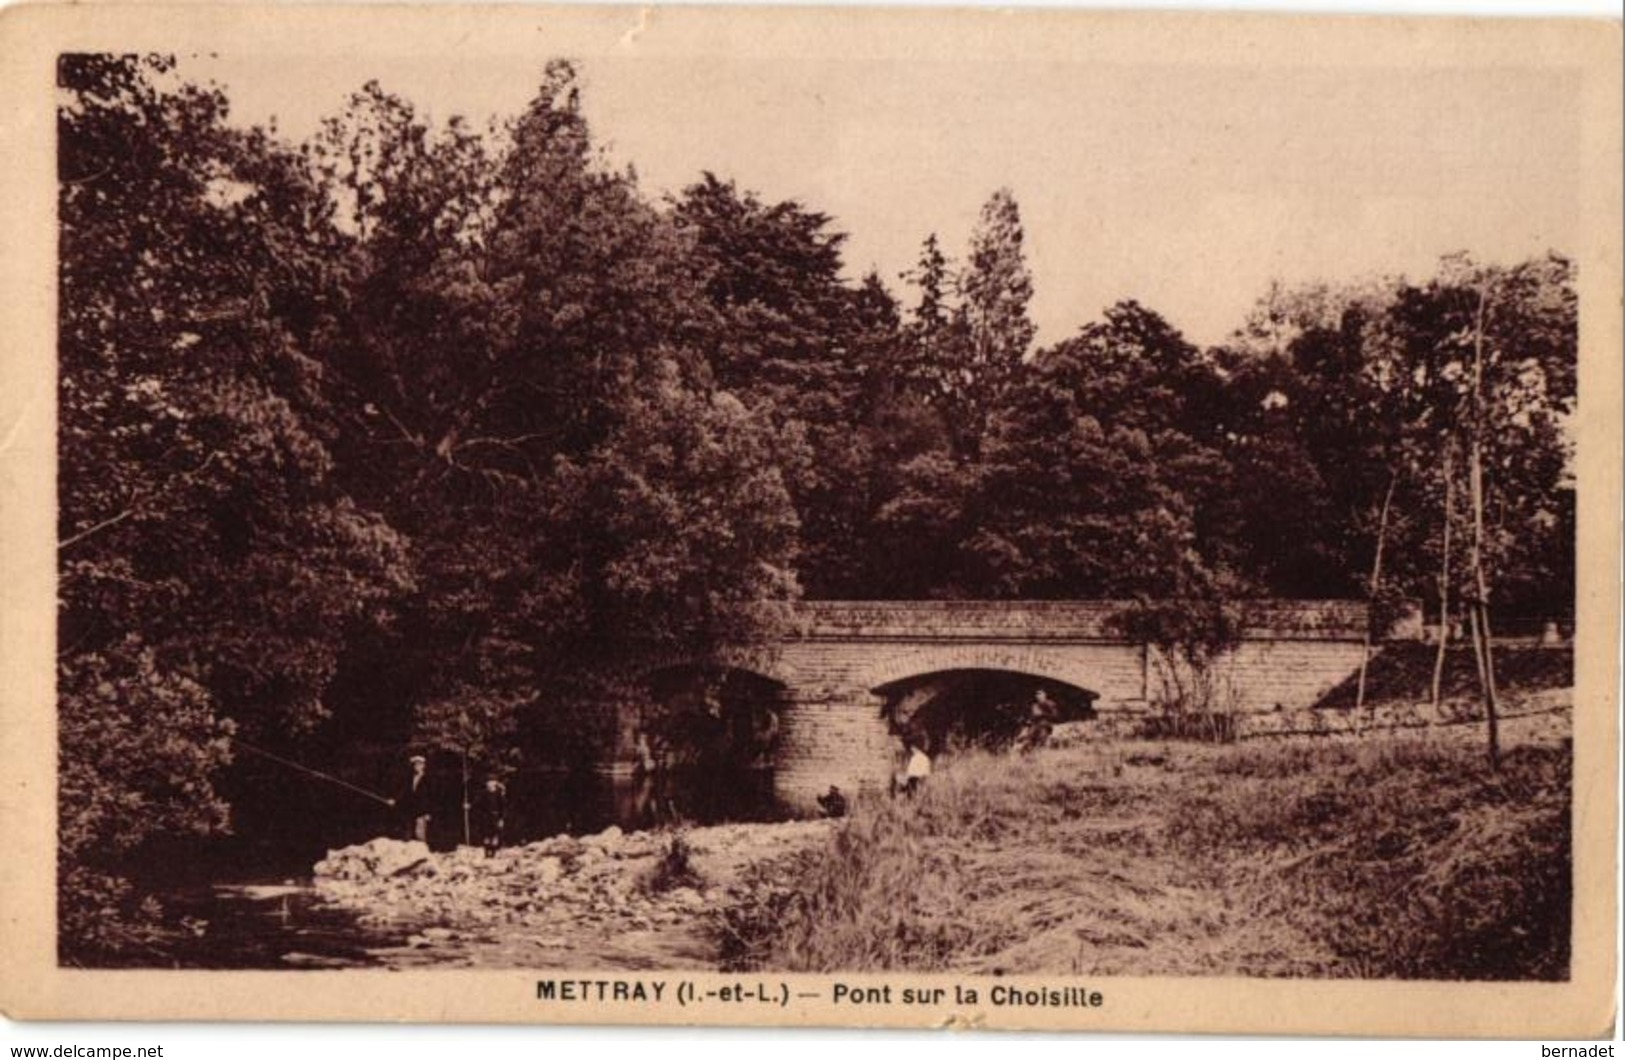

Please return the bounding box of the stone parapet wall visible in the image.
[791,599,1398,643]
[1195,640,1371,713]
[1237,689,1569,738]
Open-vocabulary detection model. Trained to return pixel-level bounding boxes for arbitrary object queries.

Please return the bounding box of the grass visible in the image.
[718,717,1571,979]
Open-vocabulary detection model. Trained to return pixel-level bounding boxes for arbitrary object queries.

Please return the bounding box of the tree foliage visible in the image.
[57,53,413,958]
[56,55,1578,959]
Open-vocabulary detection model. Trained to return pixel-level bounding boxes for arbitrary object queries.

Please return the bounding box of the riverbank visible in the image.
[312,818,833,969]
[720,706,1571,979]
[308,694,1569,976]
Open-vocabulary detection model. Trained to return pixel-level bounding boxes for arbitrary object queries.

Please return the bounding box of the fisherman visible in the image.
[389,753,433,844]
[476,776,507,858]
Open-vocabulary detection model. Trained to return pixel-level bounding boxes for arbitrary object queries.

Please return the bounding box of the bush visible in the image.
[57,643,232,964]
[1137,710,1237,743]
[642,831,705,895]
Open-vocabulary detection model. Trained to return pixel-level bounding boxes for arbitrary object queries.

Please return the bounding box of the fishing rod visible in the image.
[230,737,394,806]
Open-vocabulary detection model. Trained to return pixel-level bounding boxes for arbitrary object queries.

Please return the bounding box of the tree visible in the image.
[895,232,961,401]
[672,173,890,597]
[947,188,1035,458]
[967,302,1232,600]
[57,54,410,960]
[309,65,803,765]
[1377,253,1576,764]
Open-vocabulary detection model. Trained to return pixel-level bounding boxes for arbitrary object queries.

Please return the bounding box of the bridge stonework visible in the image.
[759,599,1409,809]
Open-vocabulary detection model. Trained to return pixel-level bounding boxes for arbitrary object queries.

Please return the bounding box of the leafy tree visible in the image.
[967,301,1232,599]
[57,54,409,959]
[947,188,1035,458]
[1373,253,1575,761]
[673,173,891,598]
[1209,346,1343,596]
[308,65,803,764]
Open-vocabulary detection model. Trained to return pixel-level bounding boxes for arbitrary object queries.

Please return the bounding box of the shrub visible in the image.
[57,642,233,965]
[642,831,705,895]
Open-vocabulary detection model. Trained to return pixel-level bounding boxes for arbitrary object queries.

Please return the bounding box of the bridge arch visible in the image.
[632,662,789,772]
[872,667,1099,752]
[853,642,1122,695]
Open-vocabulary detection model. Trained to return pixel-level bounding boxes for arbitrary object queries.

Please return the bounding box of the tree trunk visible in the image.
[461,749,472,847]
[1430,442,1455,708]
[1467,604,1488,704]
[1467,284,1501,770]
[1354,470,1399,724]
[1474,598,1501,769]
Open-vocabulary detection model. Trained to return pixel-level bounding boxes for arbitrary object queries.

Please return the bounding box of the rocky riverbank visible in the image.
[311,818,833,969]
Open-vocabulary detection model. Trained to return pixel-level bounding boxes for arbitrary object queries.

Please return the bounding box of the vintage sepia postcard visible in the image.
[0,2,1620,1038]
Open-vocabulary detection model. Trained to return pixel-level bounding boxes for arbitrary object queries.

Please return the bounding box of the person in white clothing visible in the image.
[899,738,931,797]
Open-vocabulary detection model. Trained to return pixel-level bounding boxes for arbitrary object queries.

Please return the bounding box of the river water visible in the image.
[135,766,793,969]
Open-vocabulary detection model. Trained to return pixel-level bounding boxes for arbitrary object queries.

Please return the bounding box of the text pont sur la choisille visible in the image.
[535,979,1107,1010]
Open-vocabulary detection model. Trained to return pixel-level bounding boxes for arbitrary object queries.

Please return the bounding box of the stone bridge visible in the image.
[628,599,1415,809]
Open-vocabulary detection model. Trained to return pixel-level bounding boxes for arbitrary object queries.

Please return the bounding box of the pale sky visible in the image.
[180,14,1582,348]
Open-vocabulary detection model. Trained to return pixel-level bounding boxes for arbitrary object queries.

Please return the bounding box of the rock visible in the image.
[312,837,435,881]
[524,835,581,859]
[421,927,455,940]
[583,825,623,848]
[667,887,705,910]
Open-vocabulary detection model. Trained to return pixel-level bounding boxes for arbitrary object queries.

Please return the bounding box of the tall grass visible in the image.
[719,734,1571,979]
[1168,736,1570,980]
[718,750,1109,971]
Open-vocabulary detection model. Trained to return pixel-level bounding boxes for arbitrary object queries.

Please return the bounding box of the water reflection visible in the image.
[521,765,789,840]
[150,880,408,969]
[136,766,793,968]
